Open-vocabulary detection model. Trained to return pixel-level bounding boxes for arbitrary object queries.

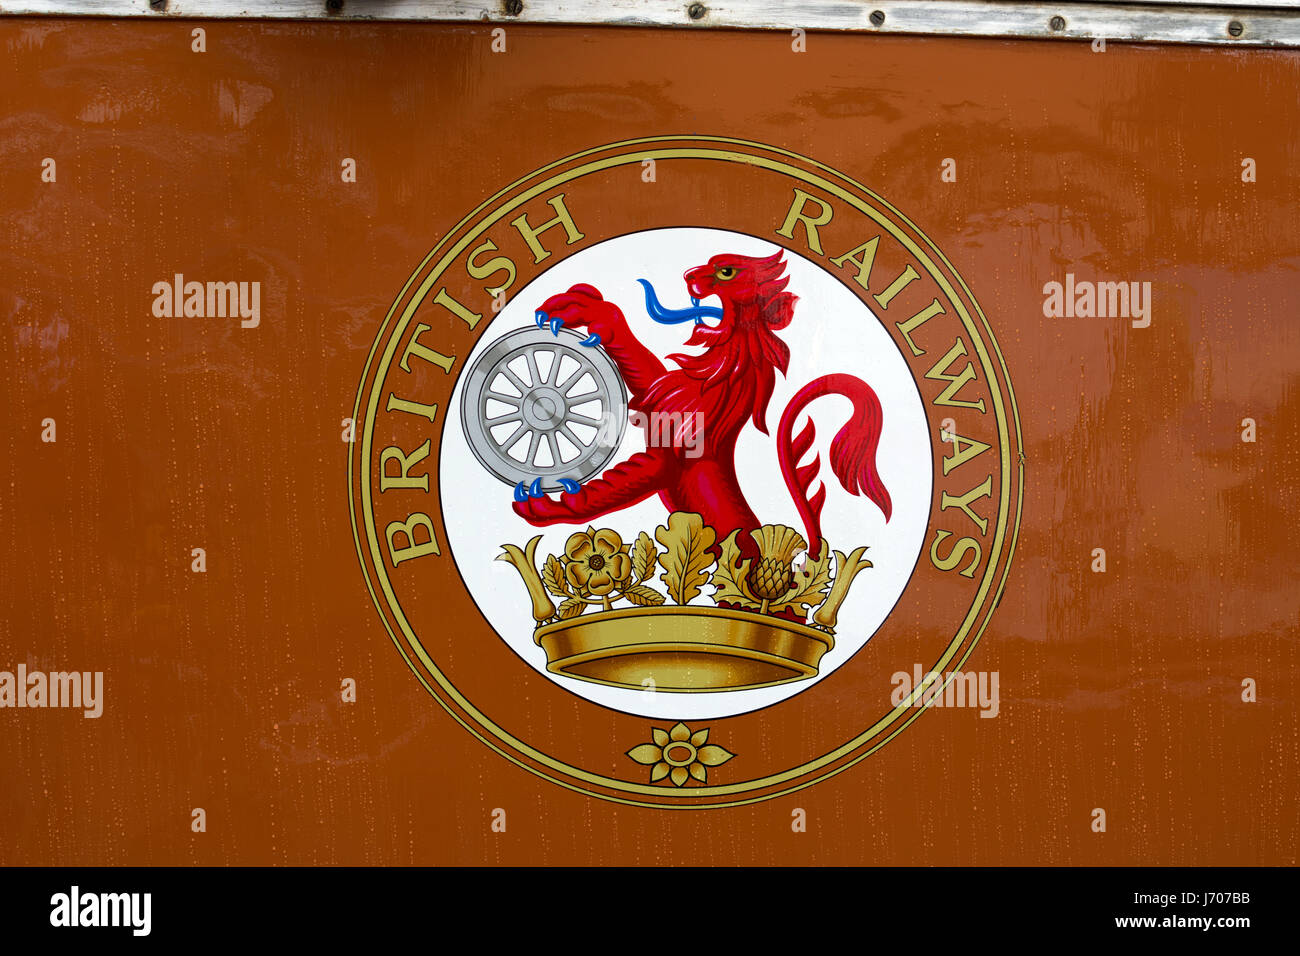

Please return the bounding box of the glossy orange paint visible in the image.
[0,19,1296,864]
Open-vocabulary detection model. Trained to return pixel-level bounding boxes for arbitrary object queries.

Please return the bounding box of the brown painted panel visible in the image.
[0,19,1296,864]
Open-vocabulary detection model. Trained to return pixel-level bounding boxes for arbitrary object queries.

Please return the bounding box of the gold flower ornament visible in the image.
[563,528,633,599]
[627,722,735,787]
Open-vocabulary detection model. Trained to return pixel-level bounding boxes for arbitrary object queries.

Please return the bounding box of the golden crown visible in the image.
[498,513,873,693]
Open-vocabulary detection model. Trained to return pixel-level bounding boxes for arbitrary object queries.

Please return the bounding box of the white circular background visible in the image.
[440,228,932,719]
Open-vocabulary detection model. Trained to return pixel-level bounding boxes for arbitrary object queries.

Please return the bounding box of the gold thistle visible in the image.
[627,722,735,786]
[716,526,835,618]
[749,524,803,613]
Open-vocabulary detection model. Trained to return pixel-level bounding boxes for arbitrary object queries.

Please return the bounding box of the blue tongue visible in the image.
[638,278,724,326]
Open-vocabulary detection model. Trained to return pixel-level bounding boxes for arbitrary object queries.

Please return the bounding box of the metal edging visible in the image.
[2,1,1299,49]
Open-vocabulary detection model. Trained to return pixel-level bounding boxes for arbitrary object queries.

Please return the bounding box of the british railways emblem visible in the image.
[348,136,1023,807]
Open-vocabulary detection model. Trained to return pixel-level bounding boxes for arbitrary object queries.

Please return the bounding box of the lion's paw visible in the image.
[536,284,619,336]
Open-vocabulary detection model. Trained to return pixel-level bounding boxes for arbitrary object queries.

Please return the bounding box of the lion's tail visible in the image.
[777,373,892,560]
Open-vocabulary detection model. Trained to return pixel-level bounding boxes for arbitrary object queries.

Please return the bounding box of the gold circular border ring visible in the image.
[349,135,1025,809]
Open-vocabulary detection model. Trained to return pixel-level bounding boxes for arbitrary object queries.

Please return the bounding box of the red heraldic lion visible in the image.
[513,250,893,561]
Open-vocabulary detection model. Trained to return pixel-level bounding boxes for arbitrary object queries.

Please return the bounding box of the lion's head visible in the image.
[683,249,796,332]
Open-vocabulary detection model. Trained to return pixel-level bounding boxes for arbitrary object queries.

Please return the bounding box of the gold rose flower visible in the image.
[563,527,633,607]
[627,722,735,787]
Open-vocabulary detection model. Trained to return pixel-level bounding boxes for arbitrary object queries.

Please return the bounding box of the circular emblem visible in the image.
[349,136,1023,807]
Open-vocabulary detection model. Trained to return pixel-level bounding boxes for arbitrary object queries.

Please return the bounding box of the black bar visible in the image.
[0,866,1285,942]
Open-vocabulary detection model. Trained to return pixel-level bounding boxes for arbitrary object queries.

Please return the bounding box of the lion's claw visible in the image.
[558,478,581,494]
[534,284,619,340]
[579,333,601,347]
[514,477,548,502]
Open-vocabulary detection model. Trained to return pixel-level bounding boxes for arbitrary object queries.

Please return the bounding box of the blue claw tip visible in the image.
[535,311,548,329]
[529,478,544,498]
[513,481,529,503]
[558,478,581,494]
[549,317,563,335]
[580,333,601,347]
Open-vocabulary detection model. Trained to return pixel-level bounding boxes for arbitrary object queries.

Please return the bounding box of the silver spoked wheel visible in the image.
[460,327,628,492]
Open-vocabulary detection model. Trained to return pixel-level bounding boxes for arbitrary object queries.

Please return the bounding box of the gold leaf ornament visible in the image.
[711,531,760,609]
[621,584,667,607]
[770,538,834,613]
[558,597,586,620]
[542,553,570,598]
[655,512,716,605]
[631,531,658,583]
[812,546,873,633]
[496,535,557,626]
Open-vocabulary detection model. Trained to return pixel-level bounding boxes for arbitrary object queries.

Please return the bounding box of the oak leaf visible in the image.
[655,512,716,605]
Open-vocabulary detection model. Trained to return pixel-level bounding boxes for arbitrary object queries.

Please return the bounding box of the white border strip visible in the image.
[2,1,1299,47]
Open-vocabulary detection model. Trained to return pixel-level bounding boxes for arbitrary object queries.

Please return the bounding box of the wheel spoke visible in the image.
[545,431,561,468]
[561,365,596,395]
[486,392,521,407]
[525,349,543,388]
[541,348,559,384]
[495,423,524,450]
[498,366,528,395]
[561,423,589,450]
[526,429,541,466]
